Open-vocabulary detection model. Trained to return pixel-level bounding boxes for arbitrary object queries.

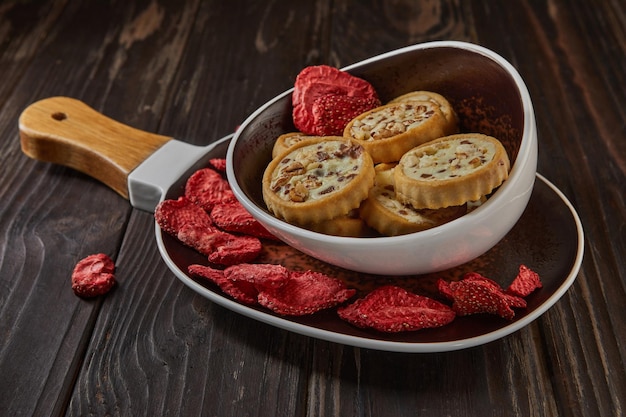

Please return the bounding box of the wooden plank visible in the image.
[470,1,626,416]
[0,0,206,415]
[0,1,125,415]
[0,0,623,416]
[306,2,562,416]
[303,1,625,417]
[65,1,329,416]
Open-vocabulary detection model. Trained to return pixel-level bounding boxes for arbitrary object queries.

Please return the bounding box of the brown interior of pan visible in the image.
[231,46,524,209]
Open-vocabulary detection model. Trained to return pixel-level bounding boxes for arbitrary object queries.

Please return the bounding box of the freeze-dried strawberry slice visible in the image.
[257,270,355,316]
[210,201,277,240]
[209,158,227,173]
[185,167,236,211]
[188,264,258,304]
[155,196,214,235]
[177,223,262,265]
[71,253,116,298]
[461,271,504,290]
[338,285,456,332]
[438,276,526,320]
[292,65,379,135]
[155,197,262,265]
[460,271,527,309]
[189,263,354,316]
[207,235,262,265]
[224,263,289,291]
[507,264,543,297]
[188,263,289,304]
[311,94,381,136]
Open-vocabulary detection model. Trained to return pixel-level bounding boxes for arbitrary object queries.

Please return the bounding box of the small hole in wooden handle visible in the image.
[51,112,67,121]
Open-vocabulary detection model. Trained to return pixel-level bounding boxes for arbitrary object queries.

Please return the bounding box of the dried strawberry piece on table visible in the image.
[311,94,382,136]
[292,65,380,136]
[71,253,116,298]
[506,264,543,297]
[437,272,527,320]
[210,201,277,240]
[184,167,237,211]
[337,285,456,333]
[188,263,355,316]
[155,197,262,265]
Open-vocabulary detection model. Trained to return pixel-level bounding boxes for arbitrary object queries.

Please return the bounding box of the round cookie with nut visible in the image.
[388,90,459,136]
[394,133,510,209]
[343,101,449,164]
[272,132,321,159]
[360,163,467,236]
[263,136,375,225]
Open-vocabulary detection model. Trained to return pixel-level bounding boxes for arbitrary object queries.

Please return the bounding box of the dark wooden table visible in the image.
[1,1,624,416]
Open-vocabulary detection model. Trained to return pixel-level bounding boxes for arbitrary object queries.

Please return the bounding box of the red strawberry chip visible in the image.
[206,234,262,265]
[257,270,355,316]
[209,158,227,172]
[223,263,289,291]
[292,65,380,135]
[71,253,116,298]
[507,264,543,297]
[338,285,456,333]
[188,263,354,316]
[461,271,504,291]
[311,94,381,136]
[210,201,277,240]
[460,271,527,308]
[155,197,262,265]
[438,275,526,320]
[190,263,290,303]
[188,264,258,304]
[154,196,213,235]
[176,223,262,265]
[184,167,236,211]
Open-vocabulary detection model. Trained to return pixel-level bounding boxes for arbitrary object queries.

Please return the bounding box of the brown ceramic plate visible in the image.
[155,135,584,353]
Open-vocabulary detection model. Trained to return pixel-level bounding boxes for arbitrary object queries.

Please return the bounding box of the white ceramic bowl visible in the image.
[227,41,537,275]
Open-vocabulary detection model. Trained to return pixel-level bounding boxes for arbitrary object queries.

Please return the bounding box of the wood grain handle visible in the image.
[19,96,172,199]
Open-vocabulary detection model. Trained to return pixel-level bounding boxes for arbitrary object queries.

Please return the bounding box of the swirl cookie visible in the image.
[389,91,459,135]
[272,132,319,158]
[343,101,449,163]
[360,164,466,236]
[394,133,510,209]
[263,137,375,224]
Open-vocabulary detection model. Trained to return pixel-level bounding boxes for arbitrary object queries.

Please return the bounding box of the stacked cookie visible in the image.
[262,66,510,237]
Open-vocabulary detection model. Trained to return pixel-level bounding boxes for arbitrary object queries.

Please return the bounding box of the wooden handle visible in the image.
[19,96,172,199]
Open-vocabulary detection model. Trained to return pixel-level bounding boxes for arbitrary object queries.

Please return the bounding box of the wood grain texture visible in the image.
[0,0,624,416]
[19,96,172,198]
[468,4,625,417]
